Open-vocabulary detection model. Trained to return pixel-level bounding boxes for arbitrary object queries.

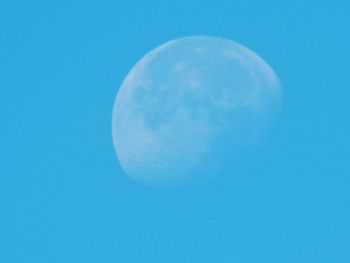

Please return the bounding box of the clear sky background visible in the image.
[1,0,349,262]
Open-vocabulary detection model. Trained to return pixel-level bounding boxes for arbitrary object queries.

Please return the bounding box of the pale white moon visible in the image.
[112,36,281,185]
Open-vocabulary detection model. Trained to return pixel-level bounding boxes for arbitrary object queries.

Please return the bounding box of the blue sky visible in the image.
[1,0,349,262]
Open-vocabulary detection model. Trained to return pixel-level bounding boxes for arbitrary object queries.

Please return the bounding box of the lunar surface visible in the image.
[112,36,281,184]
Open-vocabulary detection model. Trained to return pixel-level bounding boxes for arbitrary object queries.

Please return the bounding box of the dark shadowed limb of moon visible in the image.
[112,36,282,185]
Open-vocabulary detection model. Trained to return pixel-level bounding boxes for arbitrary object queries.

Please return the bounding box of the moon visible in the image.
[112,36,282,185]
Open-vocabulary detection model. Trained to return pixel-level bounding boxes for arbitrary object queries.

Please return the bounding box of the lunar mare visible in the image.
[112,36,282,184]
